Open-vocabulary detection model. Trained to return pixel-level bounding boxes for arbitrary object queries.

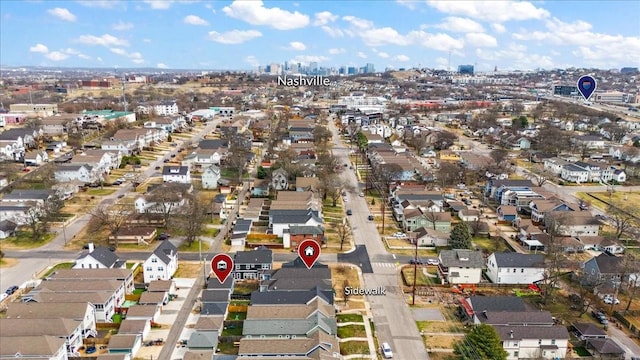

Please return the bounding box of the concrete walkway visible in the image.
[339,337,369,342]
[338,322,367,327]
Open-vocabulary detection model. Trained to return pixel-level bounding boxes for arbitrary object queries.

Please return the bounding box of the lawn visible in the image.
[573,346,591,356]
[416,321,458,333]
[86,188,116,196]
[41,262,74,278]
[233,283,258,296]
[339,341,369,356]
[337,314,364,323]
[202,228,220,238]
[216,341,239,355]
[424,335,460,350]
[221,322,243,336]
[173,262,204,278]
[337,324,367,339]
[473,237,507,252]
[178,240,211,252]
[226,312,247,321]
[112,314,123,324]
[0,231,56,250]
[401,267,439,286]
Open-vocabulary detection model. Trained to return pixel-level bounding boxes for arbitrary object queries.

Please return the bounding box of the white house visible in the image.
[73,244,125,269]
[143,241,178,283]
[270,210,323,237]
[23,150,49,166]
[438,249,484,284]
[0,202,37,226]
[486,253,545,284]
[201,165,221,190]
[271,168,288,191]
[495,325,569,360]
[162,166,191,183]
[134,195,186,214]
[54,164,98,183]
[543,158,570,175]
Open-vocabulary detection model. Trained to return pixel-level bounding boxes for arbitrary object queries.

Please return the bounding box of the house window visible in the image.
[158,267,164,271]
[514,351,519,357]
[538,339,542,345]
[146,267,152,271]
[151,258,157,263]
[513,342,518,347]
[521,269,524,273]
[551,339,556,345]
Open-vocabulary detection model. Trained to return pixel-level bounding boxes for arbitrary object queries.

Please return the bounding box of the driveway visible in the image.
[412,308,445,322]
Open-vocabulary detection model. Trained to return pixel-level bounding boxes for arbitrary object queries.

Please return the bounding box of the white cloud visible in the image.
[342,16,374,30]
[436,17,484,33]
[77,1,118,8]
[321,26,344,38]
[97,57,103,62]
[63,48,90,59]
[113,21,134,31]
[245,55,260,67]
[144,0,173,10]
[157,63,169,69]
[290,55,329,65]
[313,11,337,26]
[45,51,69,61]
[288,41,306,51]
[76,34,129,47]
[47,7,76,22]
[110,48,144,63]
[435,57,449,69]
[223,1,309,30]
[475,43,557,69]
[184,15,209,26]
[394,54,410,62]
[328,48,346,55]
[408,31,464,51]
[396,0,416,10]
[378,52,390,58]
[426,1,550,22]
[29,44,49,53]
[465,32,498,47]
[207,29,262,44]
[491,23,506,33]
[357,52,367,59]
[143,38,152,43]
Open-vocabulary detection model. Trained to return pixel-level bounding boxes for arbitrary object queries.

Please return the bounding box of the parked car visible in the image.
[409,259,424,265]
[346,209,353,216]
[393,232,406,238]
[426,259,440,266]
[368,215,374,221]
[592,309,608,324]
[0,293,8,302]
[158,233,170,240]
[155,166,161,170]
[381,342,393,358]
[359,192,365,197]
[603,295,620,305]
[5,286,19,295]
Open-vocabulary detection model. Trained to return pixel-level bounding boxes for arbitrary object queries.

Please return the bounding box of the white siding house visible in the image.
[143,242,178,283]
[438,249,484,284]
[162,166,191,183]
[54,164,97,183]
[201,165,221,190]
[486,253,545,284]
[495,325,569,360]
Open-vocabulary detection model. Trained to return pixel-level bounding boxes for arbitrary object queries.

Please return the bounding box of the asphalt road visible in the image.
[0,121,221,292]
[329,118,430,359]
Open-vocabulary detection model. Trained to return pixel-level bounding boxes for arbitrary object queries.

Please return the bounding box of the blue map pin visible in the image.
[577,75,597,101]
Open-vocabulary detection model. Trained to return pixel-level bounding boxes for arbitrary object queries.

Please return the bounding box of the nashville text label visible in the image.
[277,75,331,87]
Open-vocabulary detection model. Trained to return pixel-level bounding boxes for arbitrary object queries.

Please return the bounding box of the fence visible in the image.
[613,311,640,337]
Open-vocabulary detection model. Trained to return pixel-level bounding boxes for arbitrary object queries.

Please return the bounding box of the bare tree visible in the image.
[175,192,207,246]
[145,183,189,226]
[489,149,509,168]
[437,162,464,188]
[423,209,440,231]
[89,203,133,248]
[225,132,251,184]
[607,201,637,239]
[539,212,568,304]
[335,218,351,251]
[24,194,63,241]
[622,253,640,311]
[573,269,604,317]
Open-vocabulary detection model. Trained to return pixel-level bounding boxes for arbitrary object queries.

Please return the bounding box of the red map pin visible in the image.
[298,239,321,269]
[211,253,233,284]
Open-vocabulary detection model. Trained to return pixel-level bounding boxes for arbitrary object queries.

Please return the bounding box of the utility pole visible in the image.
[412,238,418,305]
[62,220,68,246]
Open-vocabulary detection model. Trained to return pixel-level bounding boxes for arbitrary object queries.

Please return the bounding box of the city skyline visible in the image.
[1,1,639,71]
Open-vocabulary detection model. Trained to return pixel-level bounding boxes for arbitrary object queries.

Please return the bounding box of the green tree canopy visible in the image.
[454,324,507,360]
[449,222,473,249]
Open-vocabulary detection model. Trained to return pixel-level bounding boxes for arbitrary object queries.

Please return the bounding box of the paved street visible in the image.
[329,118,430,359]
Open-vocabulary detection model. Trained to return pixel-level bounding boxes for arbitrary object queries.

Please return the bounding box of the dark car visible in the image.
[409,259,424,265]
[346,209,353,215]
[5,286,19,295]
[368,215,374,221]
[158,233,170,240]
[82,244,90,249]
[155,166,161,170]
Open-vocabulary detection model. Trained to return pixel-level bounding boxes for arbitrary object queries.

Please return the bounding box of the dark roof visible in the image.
[162,166,189,176]
[250,287,333,305]
[234,248,272,265]
[206,276,234,290]
[281,258,328,269]
[201,302,228,316]
[573,323,607,337]
[468,296,527,313]
[0,220,17,232]
[199,139,228,149]
[233,219,253,234]
[288,225,324,235]
[489,179,534,188]
[592,253,622,274]
[493,325,569,340]
[478,311,554,326]
[201,289,230,303]
[152,241,178,264]
[586,338,625,354]
[77,246,119,268]
[3,189,51,201]
[439,250,484,268]
[492,252,545,268]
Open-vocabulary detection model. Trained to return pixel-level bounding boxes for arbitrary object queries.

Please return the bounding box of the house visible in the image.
[571,323,607,341]
[269,209,323,237]
[230,218,252,247]
[48,268,134,295]
[0,318,84,356]
[242,312,337,338]
[259,262,332,292]
[458,296,528,324]
[200,289,230,317]
[237,331,339,359]
[585,338,625,359]
[6,302,97,339]
[0,336,68,360]
[118,319,151,341]
[582,253,640,288]
[233,247,273,280]
[271,168,288,191]
[0,201,35,226]
[251,179,270,197]
[25,291,118,323]
[612,169,626,183]
[134,183,190,214]
[2,189,52,205]
[494,325,569,359]
[143,241,178,283]
[295,177,320,192]
[187,331,219,351]
[458,208,480,222]
[486,253,545,284]
[0,220,17,239]
[23,150,48,166]
[529,199,575,223]
[135,292,165,307]
[409,226,448,247]
[547,211,600,237]
[438,249,484,284]
[283,225,325,249]
[162,166,191,183]
[107,334,142,356]
[403,209,451,232]
[125,305,160,322]
[201,165,220,190]
[54,164,98,183]
[497,205,518,222]
[73,244,126,269]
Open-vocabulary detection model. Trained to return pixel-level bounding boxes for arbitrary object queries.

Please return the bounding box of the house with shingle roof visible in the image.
[585,338,625,359]
[494,325,569,359]
[242,313,337,338]
[118,319,151,341]
[107,334,142,356]
[0,335,68,360]
[143,241,178,283]
[233,247,273,280]
[5,302,97,338]
[486,253,545,284]
[237,331,339,359]
[0,318,84,355]
[438,250,484,284]
[583,253,640,289]
[73,244,126,269]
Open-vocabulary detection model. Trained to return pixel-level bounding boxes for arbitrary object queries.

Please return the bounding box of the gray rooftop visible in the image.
[492,252,545,268]
[493,325,569,341]
[478,311,554,326]
[242,314,336,337]
[235,248,272,265]
[76,246,120,268]
[250,287,333,306]
[468,296,527,313]
[439,249,484,268]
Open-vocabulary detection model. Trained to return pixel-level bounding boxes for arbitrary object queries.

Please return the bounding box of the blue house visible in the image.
[497,205,518,222]
[251,179,270,197]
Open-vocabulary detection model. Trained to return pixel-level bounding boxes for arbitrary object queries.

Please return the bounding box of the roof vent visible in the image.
[509,330,514,339]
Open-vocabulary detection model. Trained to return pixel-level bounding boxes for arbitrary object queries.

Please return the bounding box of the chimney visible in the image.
[88,242,94,253]
[482,310,487,318]
[509,330,514,339]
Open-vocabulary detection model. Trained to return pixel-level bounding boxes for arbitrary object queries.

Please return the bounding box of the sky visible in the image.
[1,0,639,71]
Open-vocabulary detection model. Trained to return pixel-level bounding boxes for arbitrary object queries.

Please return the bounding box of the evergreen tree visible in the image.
[454,324,507,360]
[449,222,473,249]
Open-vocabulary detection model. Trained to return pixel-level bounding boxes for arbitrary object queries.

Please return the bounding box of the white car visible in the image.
[393,232,407,238]
[381,342,393,358]
[0,293,8,303]
[603,296,620,305]
[358,192,365,197]
[426,259,440,266]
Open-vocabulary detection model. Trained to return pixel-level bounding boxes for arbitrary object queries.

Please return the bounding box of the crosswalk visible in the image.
[372,262,398,269]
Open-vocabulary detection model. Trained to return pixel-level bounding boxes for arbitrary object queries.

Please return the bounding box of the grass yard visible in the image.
[339,341,369,356]
[0,231,56,250]
[337,324,367,339]
[473,237,507,252]
[416,321,459,333]
[86,188,116,196]
[178,240,211,252]
[424,335,460,350]
[401,267,439,286]
[216,341,239,355]
[41,262,74,277]
[337,314,364,323]
[226,312,247,321]
[573,346,591,356]
[331,264,366,309]
[221,322,243,336]
[0,258,18,268]
[427,352,458,360]
[173,261,203,278]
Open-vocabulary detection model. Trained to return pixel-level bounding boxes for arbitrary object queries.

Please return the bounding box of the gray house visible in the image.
[242,313,336,338]
[200,289,230,317]
[234,247,273,280]
[582,253,639,289]
[201,165,220,190]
